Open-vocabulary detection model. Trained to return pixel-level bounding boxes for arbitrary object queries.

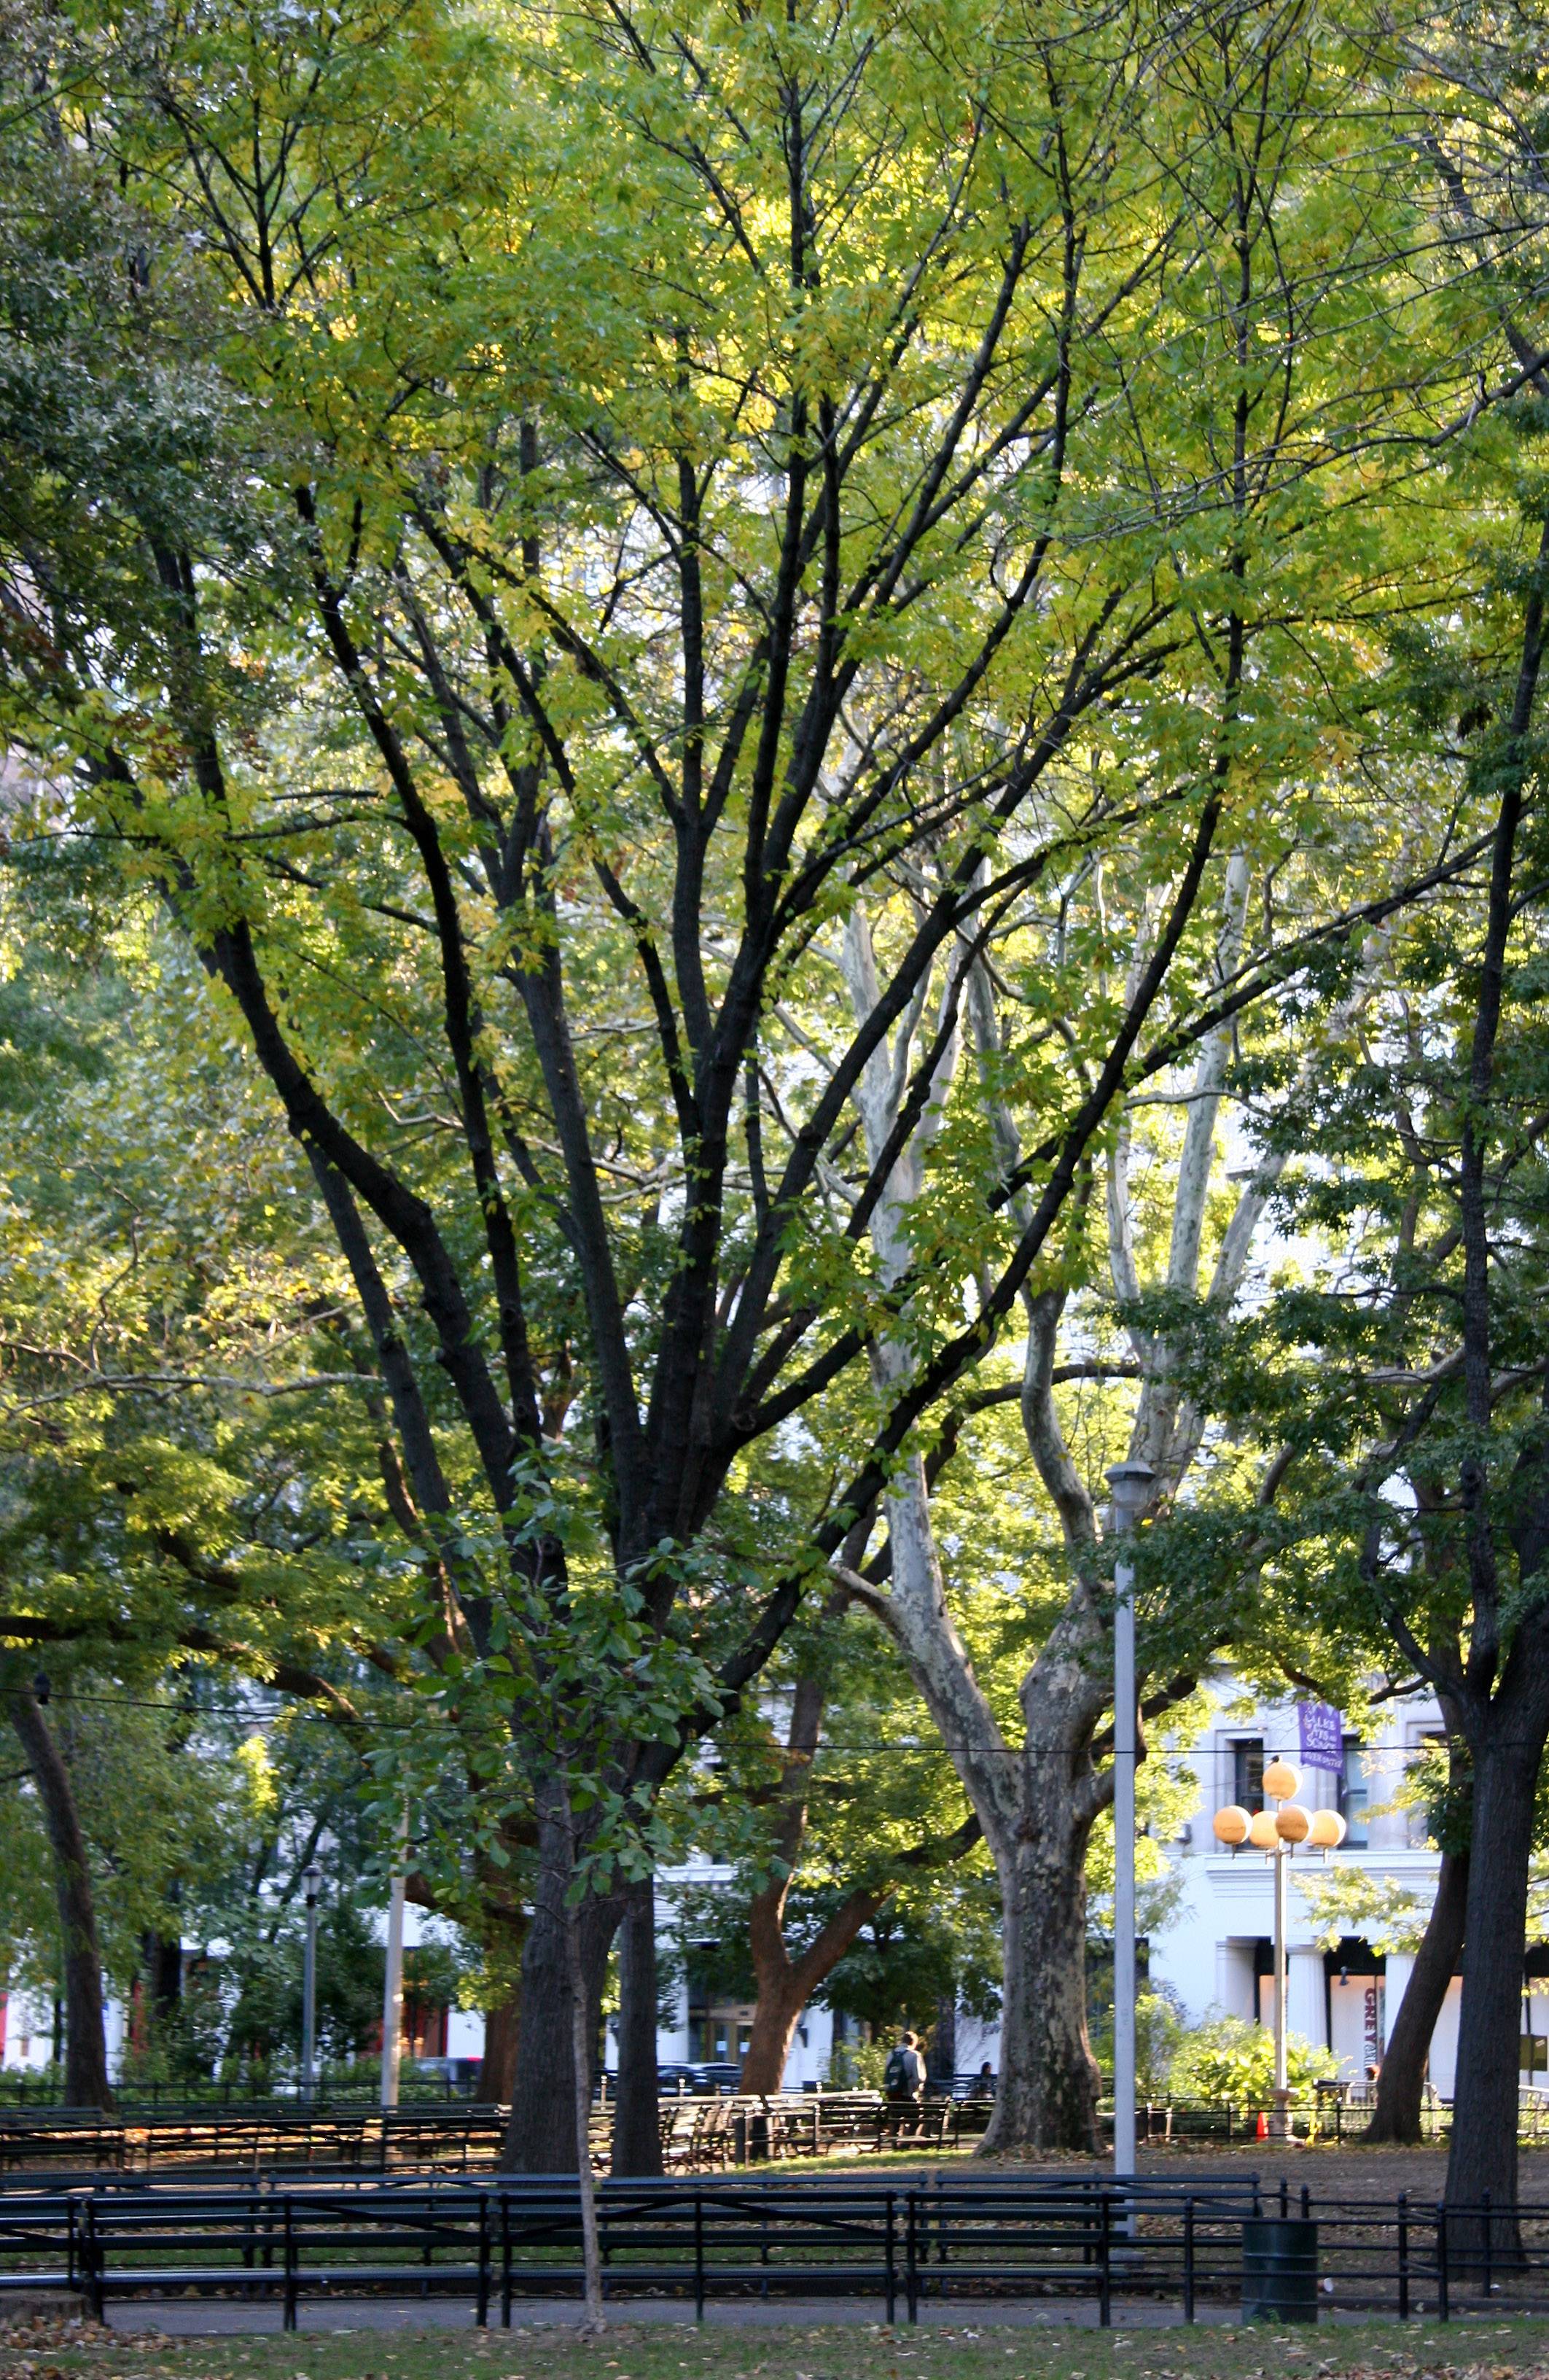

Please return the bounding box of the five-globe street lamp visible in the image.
[1212,1764,1346,2134]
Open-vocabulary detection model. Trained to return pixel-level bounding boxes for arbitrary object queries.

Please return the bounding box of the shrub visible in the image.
[1168,2014,1341,2104]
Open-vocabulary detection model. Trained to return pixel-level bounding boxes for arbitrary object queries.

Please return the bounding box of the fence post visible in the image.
[1437,2204,1450,2322]
[501,2192,512,2329]
[885,2193,896,2326]
[476,2193,490,2328]
[694,2188,705,2322]
[66,2198,76,2294]
[906,2191,919,2325]
[1182,2197,1195,2325]
[1483,2191,1493,2303]
[1397,2191,1408,2321]
[283,2196,297,2332]
[1099,2191,1112,2329]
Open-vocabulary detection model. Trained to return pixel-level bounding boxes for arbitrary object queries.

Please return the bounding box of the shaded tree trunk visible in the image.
[7,1688,113,2111]
[611,1875,663,2176]
[480,1894,527,2108]
[138,1918,182,2041]
[483,1996,520,2104]
[932,1993,957,2085]
[147,1931,182,2023]
[1437,517,1549,2239]
[504,1800,620,2171]
[1445,1729,1544,2226]
[1367,1848,1467,2144]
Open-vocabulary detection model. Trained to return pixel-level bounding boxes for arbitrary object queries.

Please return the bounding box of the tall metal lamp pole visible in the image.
[301,1862,321,2101]
[1107,1459,1155,2193]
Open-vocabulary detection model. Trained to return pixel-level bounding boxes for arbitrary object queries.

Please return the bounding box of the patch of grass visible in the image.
[16,2314,1549,2380]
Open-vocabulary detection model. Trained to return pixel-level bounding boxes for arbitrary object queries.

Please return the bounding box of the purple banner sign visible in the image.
[1298,1700,1343,1773]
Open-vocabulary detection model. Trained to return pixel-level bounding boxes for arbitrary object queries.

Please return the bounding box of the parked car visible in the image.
[686,2062,744,2094]
[655,2064,701,2095]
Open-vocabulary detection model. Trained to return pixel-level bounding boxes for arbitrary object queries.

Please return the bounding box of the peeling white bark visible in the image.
[835,863,1356,2152]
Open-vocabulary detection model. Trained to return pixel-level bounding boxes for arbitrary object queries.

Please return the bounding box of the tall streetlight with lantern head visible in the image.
[1213,1763,1346,2134]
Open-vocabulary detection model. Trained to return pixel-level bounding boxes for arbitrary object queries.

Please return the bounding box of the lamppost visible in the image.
[301,1862,321,2102]
[1107,1458,1155,2193]
[1213,1765,1346,2134]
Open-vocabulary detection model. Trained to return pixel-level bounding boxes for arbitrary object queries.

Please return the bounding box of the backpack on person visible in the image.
[883,2047,911,2097]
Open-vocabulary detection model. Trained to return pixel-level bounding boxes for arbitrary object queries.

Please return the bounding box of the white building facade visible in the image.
[1144,1687,1459,2088]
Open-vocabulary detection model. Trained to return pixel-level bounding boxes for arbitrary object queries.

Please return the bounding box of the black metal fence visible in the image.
[0,2073,484,2115]
[0,2093,1469,2174]
[0,2099,990,2181]
[0,2174,1544,2330]
[0,2111,510,2179]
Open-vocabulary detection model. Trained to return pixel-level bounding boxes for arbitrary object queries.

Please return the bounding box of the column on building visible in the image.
[1287,1948,1327,2050]
[1214,1942,1257,2022]
[1384,1952,1414,2056]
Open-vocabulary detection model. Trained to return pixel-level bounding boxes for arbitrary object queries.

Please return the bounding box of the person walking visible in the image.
[883,2029,927,2104]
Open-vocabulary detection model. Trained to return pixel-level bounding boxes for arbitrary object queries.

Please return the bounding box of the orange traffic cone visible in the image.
[1256,2109,1268,2139]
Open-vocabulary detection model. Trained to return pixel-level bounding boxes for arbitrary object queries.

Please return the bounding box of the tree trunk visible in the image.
[7,1689,114,2112]
[740,1876,890,2096]
[611,1875,663,2176]
[1367,1848,1467,2144]
[474,1857,527,2107]
[483,1994,520,2104]
[504,1801,620,2171]
[932,1993,957,2084]
[1445,1737,1540,2237]
[738,1669,826,2096]
[978,1775,1101,2155]
[738,1976,808,2096]
[144,1930,182,2026]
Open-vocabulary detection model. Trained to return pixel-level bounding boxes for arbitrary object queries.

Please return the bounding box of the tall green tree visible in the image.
[1,0,1529,2166]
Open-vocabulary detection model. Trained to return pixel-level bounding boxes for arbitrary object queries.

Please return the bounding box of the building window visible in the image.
[1409,1728,1446,1846]
[1338,1738,1368,1846]
[1232,1738,1265,1808]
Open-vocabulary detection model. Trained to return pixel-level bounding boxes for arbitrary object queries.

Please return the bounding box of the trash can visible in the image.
[1241,2217,1319,2322]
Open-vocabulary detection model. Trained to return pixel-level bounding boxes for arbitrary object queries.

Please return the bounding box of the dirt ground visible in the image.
[937,2145,1549,2203]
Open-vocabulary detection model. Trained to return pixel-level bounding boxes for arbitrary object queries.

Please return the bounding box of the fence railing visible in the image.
[0,2174,1544,2329]
[0,2091,1466,2180]
[1091,2096,1454,2147]
[0,2072,483,2115]
[0,2111,510,2179]
[0,2096,994,2180]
